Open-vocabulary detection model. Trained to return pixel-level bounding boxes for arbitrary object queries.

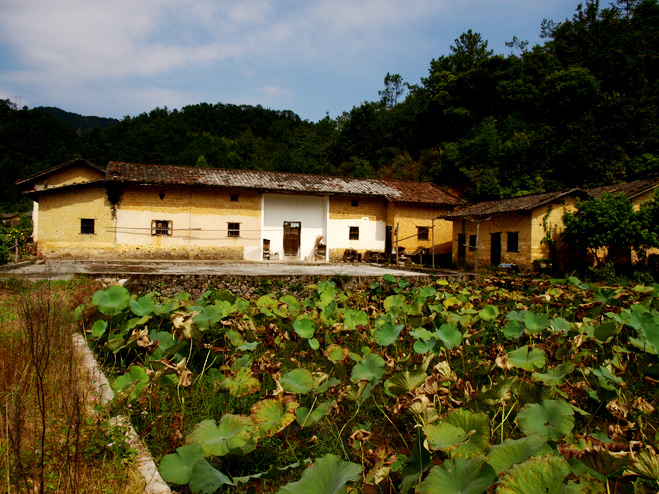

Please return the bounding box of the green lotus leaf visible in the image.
[193,304,224,329]
[424,422,469,453]
[296,400,336,427]
[639,321,659,353]
[129,295,155,317]
[279,295,302,319]
[222,367,261,397]
[187,415,256,457]
[153,299,179,316]
[624,449,659,480]
[507,346,546,371]
[374,321,404,346]
[256,294,281,317]
[550,317,572,333]
[436,323,463,350]
[313,377,341,394]
[495,455,604,493]
[486,435,549,474]
[410,327,434,340]
[189,458,233,493]
[226,329,244,347]
[278,453,362,494]
[517,399,574,441]
[159,443,205,485]
[592,366,622,392]
[414,337,437,354]
[92,285,130,316]
[91,319,108,339]
[114,365,149,403]
[325,344,349,363]
[384,294,406,312]
[251,396,299,437]
[343,309,369,330]
[385,370,427,396]
[503,320,525,340]
[578,447,632,476]
[350,353,386,383]
[444,408,491,458]
[479,304,499,321]
[418,286,437,299]
[593,321,619,342]
[293,317,315,339]
[532,361,576,387]
[523,312,550,334]
[416,457,497,494]
[280,368,315,394]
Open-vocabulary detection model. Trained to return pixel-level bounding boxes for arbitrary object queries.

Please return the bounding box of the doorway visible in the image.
[490,232,501,267]
[457,234,466,268]
[283,221,301,257]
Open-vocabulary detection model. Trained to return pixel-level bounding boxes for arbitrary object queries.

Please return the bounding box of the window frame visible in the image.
[417,226,430,241]
[151,220,173,236]
[80,218,95,235]
[351,199,359,207]
[349,226,360,240]
[507,232,519,252]
[227,222,241,237]
[230,194,239,202]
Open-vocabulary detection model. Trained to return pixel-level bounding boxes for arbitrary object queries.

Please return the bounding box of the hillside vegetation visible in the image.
[1,0,658,212]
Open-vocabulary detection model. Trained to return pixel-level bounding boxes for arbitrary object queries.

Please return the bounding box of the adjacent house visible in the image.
[17,159,461,261]
[445,189,588,270]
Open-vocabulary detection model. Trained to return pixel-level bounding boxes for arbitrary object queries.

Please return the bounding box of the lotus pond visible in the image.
[79,274,659,493]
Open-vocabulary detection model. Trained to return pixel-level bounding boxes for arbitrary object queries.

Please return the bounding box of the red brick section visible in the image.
[104,162,462,206]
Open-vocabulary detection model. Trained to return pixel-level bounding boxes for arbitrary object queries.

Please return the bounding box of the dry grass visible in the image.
[0,278,146,494]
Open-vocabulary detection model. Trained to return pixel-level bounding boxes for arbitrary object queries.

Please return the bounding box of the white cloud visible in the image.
[256,85,293,98]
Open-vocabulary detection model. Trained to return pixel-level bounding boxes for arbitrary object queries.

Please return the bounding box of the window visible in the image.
[80,218,95,234]
[228,222,240,237]
[151,220,172,236]
[351,199,359,207]
[469,235,477,251]
[507,232,519,252]
[349,226,359,240]
[230,194,239,202]
[417,226,429,241]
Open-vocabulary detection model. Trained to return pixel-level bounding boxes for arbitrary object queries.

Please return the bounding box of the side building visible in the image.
[17,160,461,262]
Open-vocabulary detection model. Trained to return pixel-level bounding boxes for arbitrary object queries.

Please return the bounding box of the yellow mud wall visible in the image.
[36,186,116,259]
[115,185,262,259]
[391,203,454,254]
[328,197,386,260]
[35,165,104,188]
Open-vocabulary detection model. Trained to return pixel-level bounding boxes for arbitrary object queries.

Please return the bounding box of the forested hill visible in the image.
[2,0,658,212]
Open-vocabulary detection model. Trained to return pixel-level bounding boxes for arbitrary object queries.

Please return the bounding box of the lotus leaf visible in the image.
[486,435,549,474]
[624,449,659,480]
[374,321,404,346]
[222,367,261,397]
[578,447,632,476]
[279,294,302,319]
[278,453,362,494]
[171,311,204,342]
[416,457,496,494]
[187,415,256,457]
[189,458,233,493]
[517,399,574,441]
[256,294,281,317]
[251,396,299,437]
[193,304,224,329]
[503,320,525,340]
[532,361,576,387]
[280,368,315,394]
[435,323,463,349]
[91,319,108,338]
[424,422,469,453]
[293,317,315,339]
[479,304,499,321]
[129,295,155,317]
[495,455,604,493]
[350,353,386,383]
[639,320,659,353]
[385,370,427,396]
[507,346,546,371]
[92,285,130,316]
[523,312,550,334]
[550,317,572,333]
[296,400,336,427]
[414,337,437,354]
[384,294,406,313]
[325,344,349,363]
[444,408,491,458]
[343,309,369,330]
[159,443,205,485]
[114,365,149,402]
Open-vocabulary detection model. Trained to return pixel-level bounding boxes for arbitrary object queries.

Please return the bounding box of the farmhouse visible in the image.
[445,189,588,271]
[17,159,461,262]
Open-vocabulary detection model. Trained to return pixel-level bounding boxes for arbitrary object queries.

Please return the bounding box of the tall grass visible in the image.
[0,278,144,493]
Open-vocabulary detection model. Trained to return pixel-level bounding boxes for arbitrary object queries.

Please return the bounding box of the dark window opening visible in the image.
[80,218,95,235]
[349,226,359,240]
[417,226,429,241]
[151,220,172,236]
[351,199,359,207]
[230,194,239,202]
[228,223,240,237]
[469,235,477,251]
[507,232,519,252]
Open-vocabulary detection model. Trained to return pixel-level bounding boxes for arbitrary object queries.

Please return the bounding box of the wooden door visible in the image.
[283,221,301,256]
[491,232,501,267]
[457,234,466,268]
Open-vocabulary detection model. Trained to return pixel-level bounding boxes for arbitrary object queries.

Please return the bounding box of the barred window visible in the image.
[228,223,240,237]
[349,226,359,240]
[351,200,359,207]
[80,218,95,235]
[230,194,239,202]
[417,226,429,241]
[151,220,172,236]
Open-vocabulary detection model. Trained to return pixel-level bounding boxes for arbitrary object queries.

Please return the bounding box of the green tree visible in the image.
[378,73,407,109]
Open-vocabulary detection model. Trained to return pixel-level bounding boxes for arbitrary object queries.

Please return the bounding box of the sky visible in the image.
[0,0,580,124]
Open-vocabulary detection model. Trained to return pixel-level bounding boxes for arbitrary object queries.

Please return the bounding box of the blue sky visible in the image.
[0,0,580,123]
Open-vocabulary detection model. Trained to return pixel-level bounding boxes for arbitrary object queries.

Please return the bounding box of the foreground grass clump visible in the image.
[86,275,659,493]
[0,277,145,494]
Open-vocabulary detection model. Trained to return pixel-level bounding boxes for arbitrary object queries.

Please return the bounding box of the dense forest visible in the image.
[1,0,658,212]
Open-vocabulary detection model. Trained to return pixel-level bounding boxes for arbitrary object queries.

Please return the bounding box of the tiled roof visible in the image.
[15,158,104,186]
[585,178,659,200]
[445,188,585,219]
[105,162,461,206]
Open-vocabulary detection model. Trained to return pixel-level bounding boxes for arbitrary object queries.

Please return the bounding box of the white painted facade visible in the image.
[262,194,329,260]
[327,217,386,252]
